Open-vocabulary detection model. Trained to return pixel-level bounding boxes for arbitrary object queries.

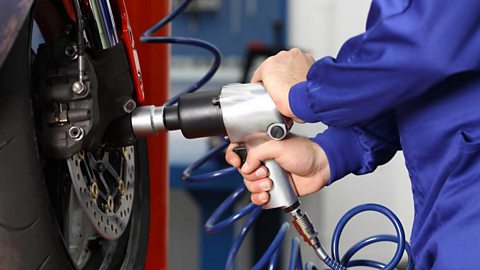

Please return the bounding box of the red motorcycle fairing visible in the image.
[118,0,145,103]
[0,0,34,69]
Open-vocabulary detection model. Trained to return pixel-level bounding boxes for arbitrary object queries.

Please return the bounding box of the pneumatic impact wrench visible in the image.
[130,83,340,268]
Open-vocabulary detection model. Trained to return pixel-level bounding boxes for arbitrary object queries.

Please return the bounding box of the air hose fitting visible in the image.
[289,207,346,270]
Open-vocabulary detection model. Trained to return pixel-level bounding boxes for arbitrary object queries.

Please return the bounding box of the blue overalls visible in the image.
[288,1,480,268]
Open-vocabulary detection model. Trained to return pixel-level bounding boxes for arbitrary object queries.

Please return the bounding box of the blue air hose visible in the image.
[331,204,414,270]
[181,140,237,183]
[184,142,413,269]
[204,185,258,234]
[203,184,288,270]
[288,238,304,270]
[140,0,221,106]
[144,1,414,268]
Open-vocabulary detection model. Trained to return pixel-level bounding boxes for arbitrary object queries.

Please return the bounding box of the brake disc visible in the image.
[67,146,135,240]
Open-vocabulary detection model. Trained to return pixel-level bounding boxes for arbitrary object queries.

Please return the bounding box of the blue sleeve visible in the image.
[289,0,480,126]
[313,113,401,184]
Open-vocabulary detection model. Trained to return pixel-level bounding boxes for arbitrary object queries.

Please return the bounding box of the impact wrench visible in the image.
[130,83,344,269]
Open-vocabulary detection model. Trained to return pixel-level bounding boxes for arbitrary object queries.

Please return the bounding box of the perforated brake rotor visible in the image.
[66,146,135,240]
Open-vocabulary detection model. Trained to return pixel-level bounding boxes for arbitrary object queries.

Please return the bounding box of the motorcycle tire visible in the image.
[0,9,150,270]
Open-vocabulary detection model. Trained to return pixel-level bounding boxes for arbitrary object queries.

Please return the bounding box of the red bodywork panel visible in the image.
[118,0,145,103]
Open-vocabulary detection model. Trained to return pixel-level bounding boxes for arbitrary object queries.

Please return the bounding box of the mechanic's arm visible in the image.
[227,113,401,205]
[256,0,480,126]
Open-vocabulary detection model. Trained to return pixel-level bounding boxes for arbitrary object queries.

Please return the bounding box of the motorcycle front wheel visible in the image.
[0,7,150,270]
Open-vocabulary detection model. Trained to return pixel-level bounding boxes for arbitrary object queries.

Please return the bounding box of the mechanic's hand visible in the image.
[226,135,330,205]
[251,48,315,122]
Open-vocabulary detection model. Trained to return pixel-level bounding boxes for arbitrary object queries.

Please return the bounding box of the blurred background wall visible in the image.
[167,1,414,269]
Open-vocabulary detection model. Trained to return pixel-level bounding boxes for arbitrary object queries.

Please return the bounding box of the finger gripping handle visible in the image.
[233,145,247,165]
[263,160,299,210]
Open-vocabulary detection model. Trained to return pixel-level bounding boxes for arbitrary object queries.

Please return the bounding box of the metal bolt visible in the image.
[107,196,114,212]
[137,71,142,82]
[65,45,78,60]
[68,126,84,141]
[122,99,137,113]
[90,182,99,200]
[118,180,125,195]
[72,81,87,95]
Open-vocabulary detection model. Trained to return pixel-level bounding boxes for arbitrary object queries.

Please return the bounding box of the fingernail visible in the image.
[241,162,250,173]
[260,181,271,191]
[258,193,268,202]
[255,168,267,178]
[229,159,237,167]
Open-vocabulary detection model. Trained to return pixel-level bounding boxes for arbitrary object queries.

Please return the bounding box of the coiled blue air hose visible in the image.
[288,238,304,270]
[144,1,414,268]
[181,140,237,183]
[140,0,221,106]
[184,141,414,270]
[331,204,414,270]
[201,183,287,270]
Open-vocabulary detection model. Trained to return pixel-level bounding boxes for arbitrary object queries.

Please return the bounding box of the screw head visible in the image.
[118,180,125,195]
[64,45,78,60]
[68,126,84,141]
[122,99,137,113]
[107,196,114,212]
[72,81,87,95]
[90,182,99,200]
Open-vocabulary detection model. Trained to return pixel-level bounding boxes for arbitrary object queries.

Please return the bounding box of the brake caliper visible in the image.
[34,36,138,239]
